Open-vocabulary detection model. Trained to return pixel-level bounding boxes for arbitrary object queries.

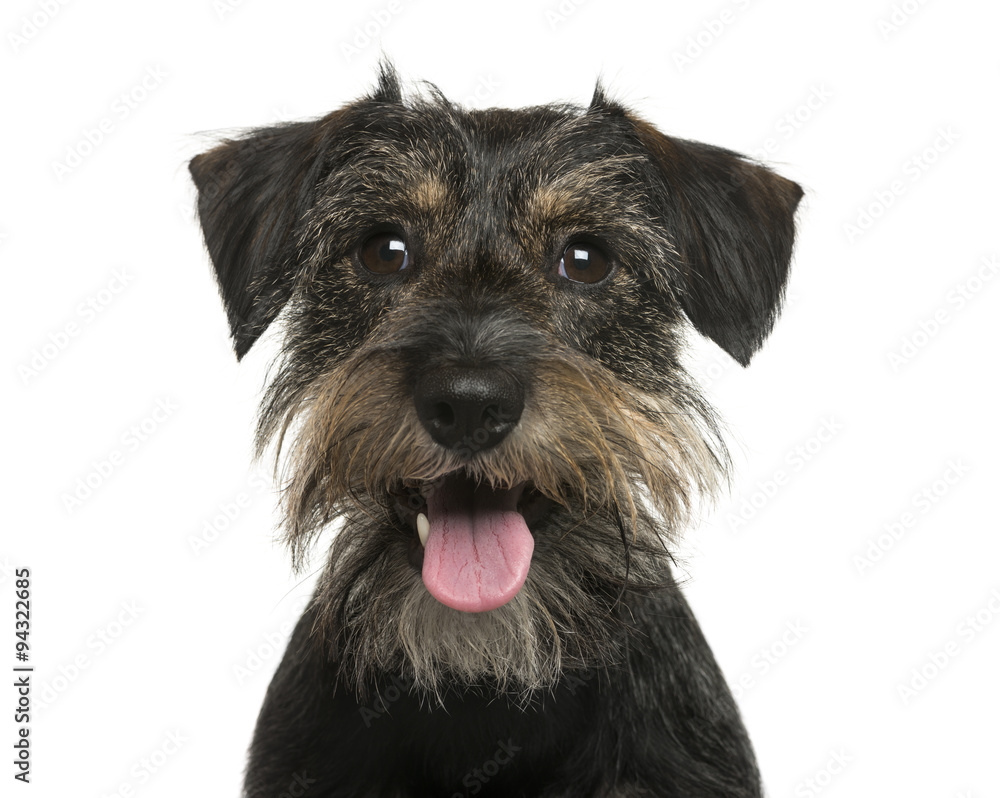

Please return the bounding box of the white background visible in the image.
[4,0,999,795]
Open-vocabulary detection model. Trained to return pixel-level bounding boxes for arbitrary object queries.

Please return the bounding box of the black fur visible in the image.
[629,123,802,366]
[249,580,760,797]
[190,65,801,797]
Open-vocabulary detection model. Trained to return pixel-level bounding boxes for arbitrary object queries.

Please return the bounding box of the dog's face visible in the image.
[190,67,801,696]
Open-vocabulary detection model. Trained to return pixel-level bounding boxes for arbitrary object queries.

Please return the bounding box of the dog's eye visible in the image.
[360,232,410,274]
[557,243,610,284]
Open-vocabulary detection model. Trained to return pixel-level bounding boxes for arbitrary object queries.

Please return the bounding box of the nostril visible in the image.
[482,404,512,433]
[432,401,455,428]
[413,366,525,455]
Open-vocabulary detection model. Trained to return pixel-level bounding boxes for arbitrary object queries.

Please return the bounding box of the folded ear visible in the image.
[189,118,334,358]
[189,64,403,359]
[628,117,803,366]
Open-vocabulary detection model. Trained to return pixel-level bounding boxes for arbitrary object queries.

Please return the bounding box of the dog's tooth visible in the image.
[417,513,430,547]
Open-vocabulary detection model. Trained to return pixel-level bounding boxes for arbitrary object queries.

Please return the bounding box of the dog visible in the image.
[189,64,802,798]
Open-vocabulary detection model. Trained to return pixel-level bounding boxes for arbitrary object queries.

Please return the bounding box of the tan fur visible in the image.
[256,328,727,697]
[264,339,723,567]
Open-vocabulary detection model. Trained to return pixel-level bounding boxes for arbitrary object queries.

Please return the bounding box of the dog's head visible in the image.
[190,65,801,695]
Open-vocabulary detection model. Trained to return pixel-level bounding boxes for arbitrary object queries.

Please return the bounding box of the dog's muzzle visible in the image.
[410,366,533,613]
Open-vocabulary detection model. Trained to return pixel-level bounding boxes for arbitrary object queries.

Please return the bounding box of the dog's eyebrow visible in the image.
[411,175,450,213]
[527,155,646,219]
[530,182,571,218]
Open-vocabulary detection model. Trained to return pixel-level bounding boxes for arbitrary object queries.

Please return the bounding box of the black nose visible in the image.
[414,367,524,455]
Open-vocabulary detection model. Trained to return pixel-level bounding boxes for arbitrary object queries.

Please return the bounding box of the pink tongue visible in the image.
[422,476,534,613]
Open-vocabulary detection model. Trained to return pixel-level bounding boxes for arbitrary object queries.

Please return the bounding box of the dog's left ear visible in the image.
[625,114,803,366]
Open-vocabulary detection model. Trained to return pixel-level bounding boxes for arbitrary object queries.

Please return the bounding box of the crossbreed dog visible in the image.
[190,66,801,797]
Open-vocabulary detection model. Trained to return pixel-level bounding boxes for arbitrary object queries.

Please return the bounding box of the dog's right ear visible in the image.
[189,64,403,359]
[190,118,339,359]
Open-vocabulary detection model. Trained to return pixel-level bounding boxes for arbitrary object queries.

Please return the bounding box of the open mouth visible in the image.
[392,472,553,613]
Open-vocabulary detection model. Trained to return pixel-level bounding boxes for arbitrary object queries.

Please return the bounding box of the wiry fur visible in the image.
[264,326,724,563]
[263,334,725,697]
[189,64,802,797]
